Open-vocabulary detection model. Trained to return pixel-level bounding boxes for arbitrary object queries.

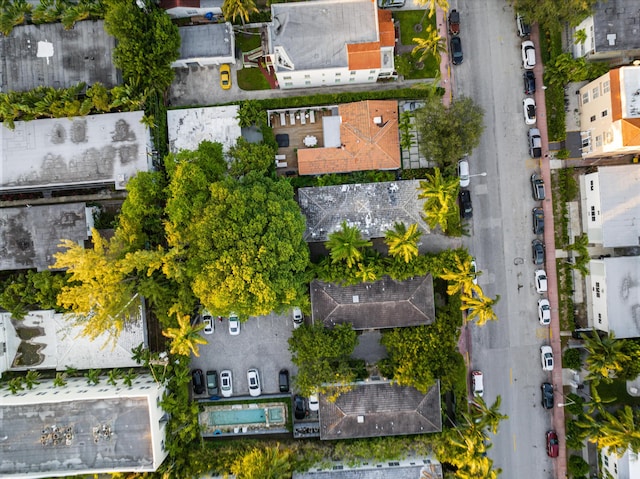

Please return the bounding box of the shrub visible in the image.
[563,348,582,371]
[567,455,589,477]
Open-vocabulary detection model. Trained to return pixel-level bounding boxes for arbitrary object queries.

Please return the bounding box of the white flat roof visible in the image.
[620,66,640,118]
[598,165,640,247]
[604,256,640,338]
[0,111,151,192]
[167,105,241,153]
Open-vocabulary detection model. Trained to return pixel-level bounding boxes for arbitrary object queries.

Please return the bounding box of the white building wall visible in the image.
[573,16,594,58]
[581,171,603,244]
[601,447,640,479]
[586,259,608,333]
[276,66,382,89]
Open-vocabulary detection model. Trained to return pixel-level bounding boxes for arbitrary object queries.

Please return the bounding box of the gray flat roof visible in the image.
[269,0,378,71]
[0,111,151,192]
[298,180,429,242]
[0,396,153,476]
[599,165,640,247]
[167,105,241,153]
[178,23,233,60]
[319,380,442,440]
[604,256,640,338]
[0,20,118,92]
[311,275,435,330]
[593,0,640,53]
[0,203,87,272]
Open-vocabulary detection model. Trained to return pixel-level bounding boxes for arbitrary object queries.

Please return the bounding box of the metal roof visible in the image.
[598,165,640,247]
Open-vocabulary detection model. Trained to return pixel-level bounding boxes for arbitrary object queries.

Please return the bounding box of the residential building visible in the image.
[0,111,153,194]
[296,100,401,175]
[167,105,241,153]
[310,275,435,330]
[298,180,427,242]
[572,0,640,63]
[317,380,442,440]
[159,0,222,19]
[171,23,236,68]
[293,457,443,478]
[585,256,640,338]
[577,66,640,158]
[265,0,396,89]
[0,20,118,93]
[0,374,168,478]
[581,165,640,248]
[0,203,89,272]
[600,447,640,479]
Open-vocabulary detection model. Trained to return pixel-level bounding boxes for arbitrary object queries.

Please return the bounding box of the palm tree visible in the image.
[468,396,508,435]
[107,368,122,386]
[412,25,447,63]
[222,0,258,24]
[414,0,448,18]
[122,369,137,388]
[325,221,372,268]
[440,253,479,296]
[461,292,500,326]
[53,372,67,388]
[593,406,640,456]
[162,313,208,357]
[231,444,293,479]
[582,331,631,381]
[131,342,150,365]
[384,222,422,263]
[24,370,41,390]
[585,383,616,415]
[64,365,78,377]
[7,377,24,394]
[417,168,459,231]
[355,262,379,283]
[85,369,101,385]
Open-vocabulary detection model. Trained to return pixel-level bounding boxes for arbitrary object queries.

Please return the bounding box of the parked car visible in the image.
[247,368,261,397]
[206,370,219,396]
[531,173,546,200]
[521,40,536,69]
[308,393,319,411]
[292,307,303,329]
[450,36,463,65]
[532,239,545,265]
[541,382,554,409]
[448,9,460,35]
[523,97,536,125]
[535,269,548,293]
[523,71,536,95]
[541,345,554,371]
[546,430,559,457]
[472,370,484,397]
[228,313,240,336]
[459,189,473,219]
[402,101,425,113]
[220,370,233,397]
[458,159,470,187]
[202,311,214,335]
[219,64,231,90]
[377,0,405,7]
[192,369,205,395]
[538,298,551,325]
[529,128,542,158]
[516,13,531,37]
[279,369,290,393]
[532,207,544,235]
[470,258,478,285]
[294,395,307,420]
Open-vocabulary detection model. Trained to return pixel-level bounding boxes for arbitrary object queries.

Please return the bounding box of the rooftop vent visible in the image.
[607,33,616,45]
[352,295,360,303]
[373,116,382,125]
[357,415,365,423]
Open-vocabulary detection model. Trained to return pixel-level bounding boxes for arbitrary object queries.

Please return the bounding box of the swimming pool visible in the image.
[209,406,285,427]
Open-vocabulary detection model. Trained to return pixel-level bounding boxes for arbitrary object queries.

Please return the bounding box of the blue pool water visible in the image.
[211,408,266,426]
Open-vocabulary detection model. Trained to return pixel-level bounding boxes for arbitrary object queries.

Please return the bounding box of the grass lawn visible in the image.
[595,379,640,407]
[237,67,271,91]
[234,29,262,52]
[395,10,434,46]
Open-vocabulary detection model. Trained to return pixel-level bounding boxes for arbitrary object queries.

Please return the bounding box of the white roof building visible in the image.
[167,105,241,153]
[601,447,640,479]
[0,374,168,478]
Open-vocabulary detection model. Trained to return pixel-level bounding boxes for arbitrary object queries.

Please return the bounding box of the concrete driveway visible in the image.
[190,311,298,398]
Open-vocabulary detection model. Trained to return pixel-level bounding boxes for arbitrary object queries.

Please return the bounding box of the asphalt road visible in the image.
[452,1,556,477]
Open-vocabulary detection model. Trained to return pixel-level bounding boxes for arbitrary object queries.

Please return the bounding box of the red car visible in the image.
[448,9,460,35]
[546,430,559,457]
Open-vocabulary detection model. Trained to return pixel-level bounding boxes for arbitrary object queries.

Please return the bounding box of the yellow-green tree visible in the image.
[384,222,422,263]
[412,25,446,62]
[461,291,500,326]
[162,313,207,357]
[230,444,293,479]
[222,0,258,24]
[418,168,459,232]
[440,252,478,296]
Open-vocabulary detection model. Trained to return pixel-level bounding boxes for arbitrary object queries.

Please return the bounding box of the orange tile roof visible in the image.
[621,118,640,146]
[347,42,381,70]
[378,10,395,47]
[298,100,401,175]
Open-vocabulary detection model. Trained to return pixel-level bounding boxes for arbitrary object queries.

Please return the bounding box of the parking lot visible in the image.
[190,312,299,399]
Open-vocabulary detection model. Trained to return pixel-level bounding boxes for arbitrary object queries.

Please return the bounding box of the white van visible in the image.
[472,370,484,397]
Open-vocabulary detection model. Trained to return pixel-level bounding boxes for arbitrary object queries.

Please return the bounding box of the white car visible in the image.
[228,313,240,336]
[308,393,319,411]
[292,307,303,329]
[535,269,548,293]
[523,97,536,125]
[471,370,484,397]
[522,40,536,69]
[470,259,478,285]
[538,298,551,325]
[202,313,214,335]
[247,368,261,397]
[541,345,554,371]
[220,370,233,397]
[458,159,470,187]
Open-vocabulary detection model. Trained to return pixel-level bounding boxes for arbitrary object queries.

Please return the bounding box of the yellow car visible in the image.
[220,64,231,90]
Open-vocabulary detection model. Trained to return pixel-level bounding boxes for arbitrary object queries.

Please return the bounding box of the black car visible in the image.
[294,395,307,420]
[532,239,545,265]
[524,71,536,95]
[450,36,463,65]
[541,382,554,409]
[459,189,472,219]
[206,370,219,396]
[531,174,546,200]
[279,369,290,393]
[192,369,205,395]
[533,207,544,235]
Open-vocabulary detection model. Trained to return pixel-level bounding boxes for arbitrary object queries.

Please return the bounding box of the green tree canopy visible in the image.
[230,444,293,479]
[417,168,460,232]
[325,221,373,268]
[228,137,276,178]
[415,96,485,174]
[512,0,598,27]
